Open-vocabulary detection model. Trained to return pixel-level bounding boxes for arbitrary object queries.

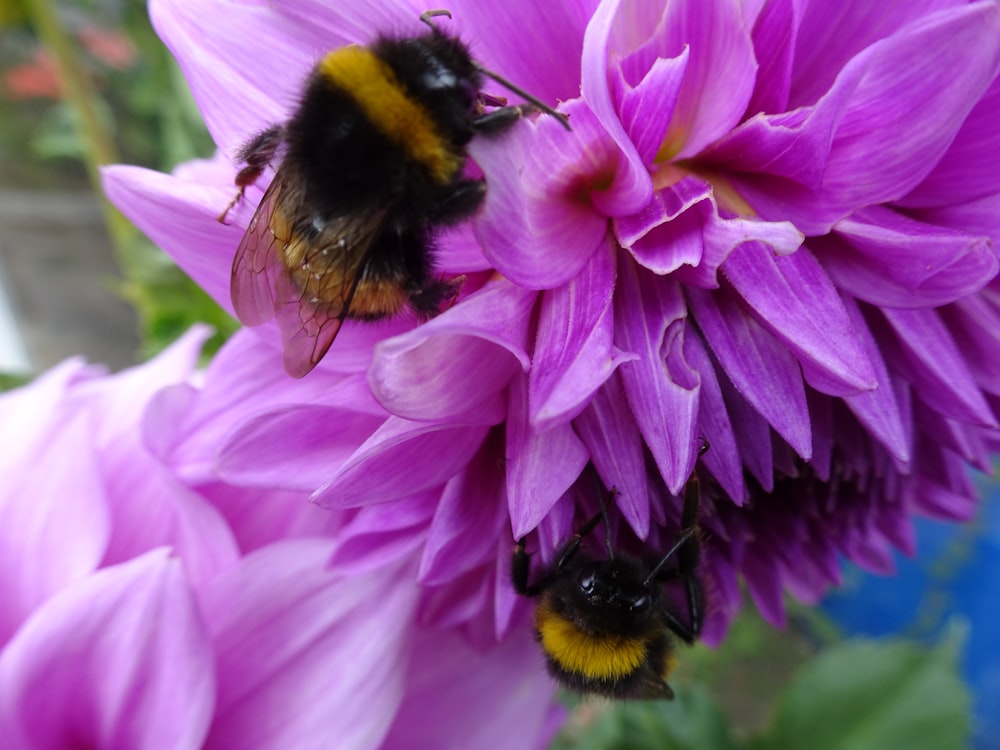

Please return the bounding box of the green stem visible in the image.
[23,0,137,253]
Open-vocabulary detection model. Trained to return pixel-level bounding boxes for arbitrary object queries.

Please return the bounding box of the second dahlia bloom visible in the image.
[105,0,1000,648]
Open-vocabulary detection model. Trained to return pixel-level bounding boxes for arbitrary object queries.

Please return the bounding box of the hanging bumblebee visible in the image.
[512,465,706,699]
[223,9,569,377]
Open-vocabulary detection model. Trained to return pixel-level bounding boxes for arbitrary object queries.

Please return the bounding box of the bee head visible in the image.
[570,557,657,634]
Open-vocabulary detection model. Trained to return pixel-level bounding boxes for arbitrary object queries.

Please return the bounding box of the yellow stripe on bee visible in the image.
[536,603,647,681]
[319,47,463,184]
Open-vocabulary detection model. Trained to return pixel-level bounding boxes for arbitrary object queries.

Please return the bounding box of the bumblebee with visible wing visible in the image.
[512,462,707,699]
[225,9,569,377]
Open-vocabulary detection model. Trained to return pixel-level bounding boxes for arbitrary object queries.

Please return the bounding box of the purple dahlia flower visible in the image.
[105,0,1000,648]
[0,335,557,749]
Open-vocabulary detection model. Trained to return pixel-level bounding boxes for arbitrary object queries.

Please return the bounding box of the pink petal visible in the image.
[0,411,109,644]
[102,163,239,313]
[817,205,998,308]
[687,285,812,459]
[653,0,758,159]
[902,75,1000,208]
[436,0,594,107]
[100,438,240,587]
[732,2,1000,233]
[469,99,612,288]
[419,437,508,586]
[312,418,491,508]
[877,306,997,428]
[381,627,558,750]
[614,263,700,493]
[573,371,652,537]
[683,328,746,502]
[329,492,437,576]
[216,405,383,491]
[616,49,690,164]
[530,241,635,429]
[838,297,911,462]
[200,541,417,749]
[723,243,879,396]
[745,0,799,115]
[0,550,214,750]
[369,279,534,423]
[580,0,654,215]
[150,0,314,154]
[506,377,589,539]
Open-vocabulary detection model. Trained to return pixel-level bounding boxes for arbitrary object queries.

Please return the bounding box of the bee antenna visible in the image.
[419,9,570,131]
[591,474,616,560]
[643,528,695,587]
[420,9,452,30]
[475,64,572,131]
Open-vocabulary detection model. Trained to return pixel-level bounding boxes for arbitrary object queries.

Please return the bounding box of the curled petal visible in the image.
[617,175,803,287]
[470,100,611,289]
[614,262,700,493]
[530,240,636,429]
[370,279,534,423]
[581,0,654,215]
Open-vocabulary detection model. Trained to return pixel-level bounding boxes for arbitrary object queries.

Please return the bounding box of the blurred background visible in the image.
[0,0,232,387]
[1,1,997,748]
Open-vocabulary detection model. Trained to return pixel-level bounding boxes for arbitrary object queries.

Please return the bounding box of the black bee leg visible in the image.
[554,511,604,571]
[408,276,466,318]
[512,509,605,597]
[650,455,707,643]
[218,124,283,224]
[428,179,487,225]
[471,103,537,136]
[512,538,538,596]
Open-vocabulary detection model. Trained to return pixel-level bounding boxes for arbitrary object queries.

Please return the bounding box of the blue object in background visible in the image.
[823,491,1000,749]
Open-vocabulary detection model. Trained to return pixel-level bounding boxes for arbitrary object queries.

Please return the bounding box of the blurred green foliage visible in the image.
[551,610,969,750]
[2,0,236,362]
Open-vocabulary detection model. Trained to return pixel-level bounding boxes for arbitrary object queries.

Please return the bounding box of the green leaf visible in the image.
[551,687,739,750]
[753,626,970,750]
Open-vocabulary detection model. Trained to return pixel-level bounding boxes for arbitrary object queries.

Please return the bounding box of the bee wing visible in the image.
[272,265,358,379]
[631,668,675,700]
[273,206,389,378]
[230,172,388,377]
[230,175,288,326]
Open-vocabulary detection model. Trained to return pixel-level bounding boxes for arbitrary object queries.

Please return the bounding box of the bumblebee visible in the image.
[512,470,706,699]
[224,10,569,377]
